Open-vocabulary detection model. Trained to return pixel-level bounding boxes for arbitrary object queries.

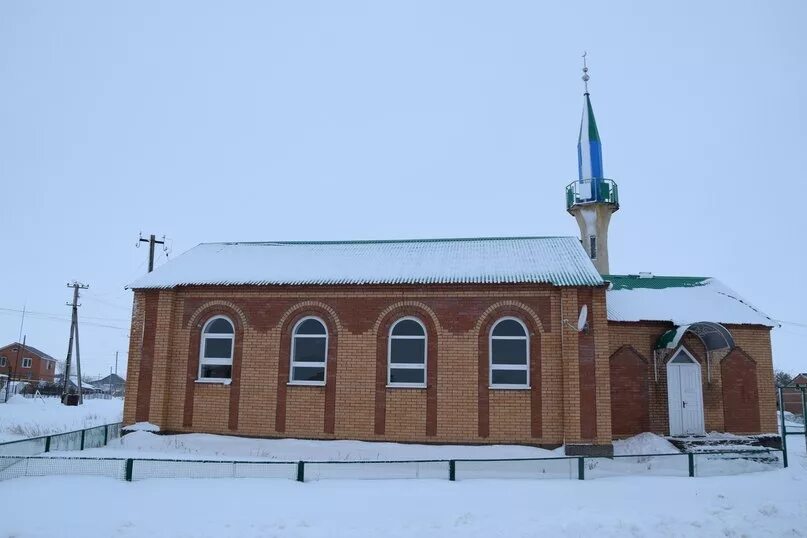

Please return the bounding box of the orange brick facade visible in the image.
[122,285,778,453]
[607,321,777,437]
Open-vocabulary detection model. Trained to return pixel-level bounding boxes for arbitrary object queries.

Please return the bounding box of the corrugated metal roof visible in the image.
[128,236,604,289]
[606,275,776,327]
[603,274,709,290]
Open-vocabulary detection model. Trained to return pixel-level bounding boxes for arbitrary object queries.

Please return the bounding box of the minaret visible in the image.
[566,53,619,274]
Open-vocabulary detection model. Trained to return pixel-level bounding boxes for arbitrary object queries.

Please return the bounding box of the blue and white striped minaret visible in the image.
[577,53,603,199]
[566,53,619,275]
[577,93,603,181]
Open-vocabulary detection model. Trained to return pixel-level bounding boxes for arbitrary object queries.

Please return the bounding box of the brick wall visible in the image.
[124,284,613,448]
[721,348,760,433]
[607,321,777,437]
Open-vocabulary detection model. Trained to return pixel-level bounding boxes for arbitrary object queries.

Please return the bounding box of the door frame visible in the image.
[666,347,705,436]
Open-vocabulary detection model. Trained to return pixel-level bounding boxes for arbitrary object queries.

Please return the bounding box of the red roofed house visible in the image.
[0,342,58,383]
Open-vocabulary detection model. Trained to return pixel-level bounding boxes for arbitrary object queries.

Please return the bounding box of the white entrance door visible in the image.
[667,349,705,435]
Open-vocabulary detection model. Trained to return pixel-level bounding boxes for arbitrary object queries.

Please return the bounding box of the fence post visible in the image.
[779,387,789,468]
[449,460,456,481]
[801,388,807,456]
[296,461,305,483]
[104,425,108,446]
[44,436,51,453]
[125,459,134,481]
[577,457,585,480]
[688,453,695,477]
[80,429,85,451]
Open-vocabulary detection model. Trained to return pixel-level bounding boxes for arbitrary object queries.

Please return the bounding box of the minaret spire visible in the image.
[577,54,603,181]
[565,53,619,275]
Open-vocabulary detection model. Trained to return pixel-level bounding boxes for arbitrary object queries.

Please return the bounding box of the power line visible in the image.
[0,308,127,331]
[0,307,129,324]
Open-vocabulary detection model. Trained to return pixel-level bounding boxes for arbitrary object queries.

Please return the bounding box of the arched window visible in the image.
[290,317,328,384]
[388,317,427,387]
[489,317,529,388]
[199,316,235,380]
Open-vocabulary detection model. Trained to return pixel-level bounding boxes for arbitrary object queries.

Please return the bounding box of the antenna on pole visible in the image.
[581,51,590,94]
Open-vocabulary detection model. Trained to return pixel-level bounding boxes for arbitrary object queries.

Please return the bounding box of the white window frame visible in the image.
[387,316,428,389]
[21,357,33,369]
[489,317,530,389]
[289,316,328,386]
[197,315,235,382]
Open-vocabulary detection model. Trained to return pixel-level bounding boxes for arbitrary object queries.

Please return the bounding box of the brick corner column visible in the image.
[560,288,581,443]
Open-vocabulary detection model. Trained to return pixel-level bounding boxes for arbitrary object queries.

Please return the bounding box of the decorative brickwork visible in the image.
[607,321,777,437]
[609,346,649,436]
[721,348,760,433]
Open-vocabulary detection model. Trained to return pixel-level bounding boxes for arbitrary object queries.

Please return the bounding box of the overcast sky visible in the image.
[1,0,805,378]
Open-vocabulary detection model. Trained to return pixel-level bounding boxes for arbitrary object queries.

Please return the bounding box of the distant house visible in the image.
[90,373,126,397]
[0,342,58,383]
[782,374,807,416]
[52,375,103,395]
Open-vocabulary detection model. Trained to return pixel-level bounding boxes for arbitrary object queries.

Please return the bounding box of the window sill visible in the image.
[489,385,531,390]
[287,381,326,387]
[195,379,232,385]
[386,384,427,389]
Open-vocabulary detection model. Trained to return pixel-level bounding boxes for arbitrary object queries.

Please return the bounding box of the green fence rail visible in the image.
[0,422,122,457]
[0,447,784,483]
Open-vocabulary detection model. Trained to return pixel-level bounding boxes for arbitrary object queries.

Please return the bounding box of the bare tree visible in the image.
[775,370,794,388]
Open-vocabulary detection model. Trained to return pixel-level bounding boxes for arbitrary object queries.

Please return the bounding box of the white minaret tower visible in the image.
[566,54,619,274]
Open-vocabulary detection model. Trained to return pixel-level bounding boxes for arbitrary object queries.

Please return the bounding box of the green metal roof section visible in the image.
[584,94,601,142]
[603,274,710,291]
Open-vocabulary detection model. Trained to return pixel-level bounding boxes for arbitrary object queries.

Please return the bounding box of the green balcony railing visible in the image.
[566,178,619,211]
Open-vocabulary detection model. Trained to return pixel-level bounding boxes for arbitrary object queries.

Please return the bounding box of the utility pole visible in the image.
[61,281,89,405]
[114,351,118,378]
[138,233,165,272]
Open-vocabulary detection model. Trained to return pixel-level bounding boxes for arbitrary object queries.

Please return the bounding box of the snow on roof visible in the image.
[605,275,776,327]
[0,343,57,361]
[128,237,605,289]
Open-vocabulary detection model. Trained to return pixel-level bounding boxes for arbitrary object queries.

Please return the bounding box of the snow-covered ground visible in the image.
[0,395,123,442]
[0,440,805,537]
[58,430,563,461]
[1,398,805,536]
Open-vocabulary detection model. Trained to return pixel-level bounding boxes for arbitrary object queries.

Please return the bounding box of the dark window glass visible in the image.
[201,364,232,379]
[389,368,424,384]
[391,319,425,337]
[492,319,526,337]
[294,337,327,363]
[590,235,597,260]
[296,318,326,335]
[205,318,234,334]
[491,370,527,385]
[292,366,325,382]
[390,339,425,364]
[491,339,528,365]
[671,353,694,364]
[204,337,233,359]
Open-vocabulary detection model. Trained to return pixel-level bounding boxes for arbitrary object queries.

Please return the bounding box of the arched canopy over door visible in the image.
[655,322,735,352]
[654,322,734,384]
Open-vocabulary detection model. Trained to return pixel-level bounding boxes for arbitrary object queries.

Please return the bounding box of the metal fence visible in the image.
[779,386,806,469]
[0,422,122,457]
[0,448,785,483]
